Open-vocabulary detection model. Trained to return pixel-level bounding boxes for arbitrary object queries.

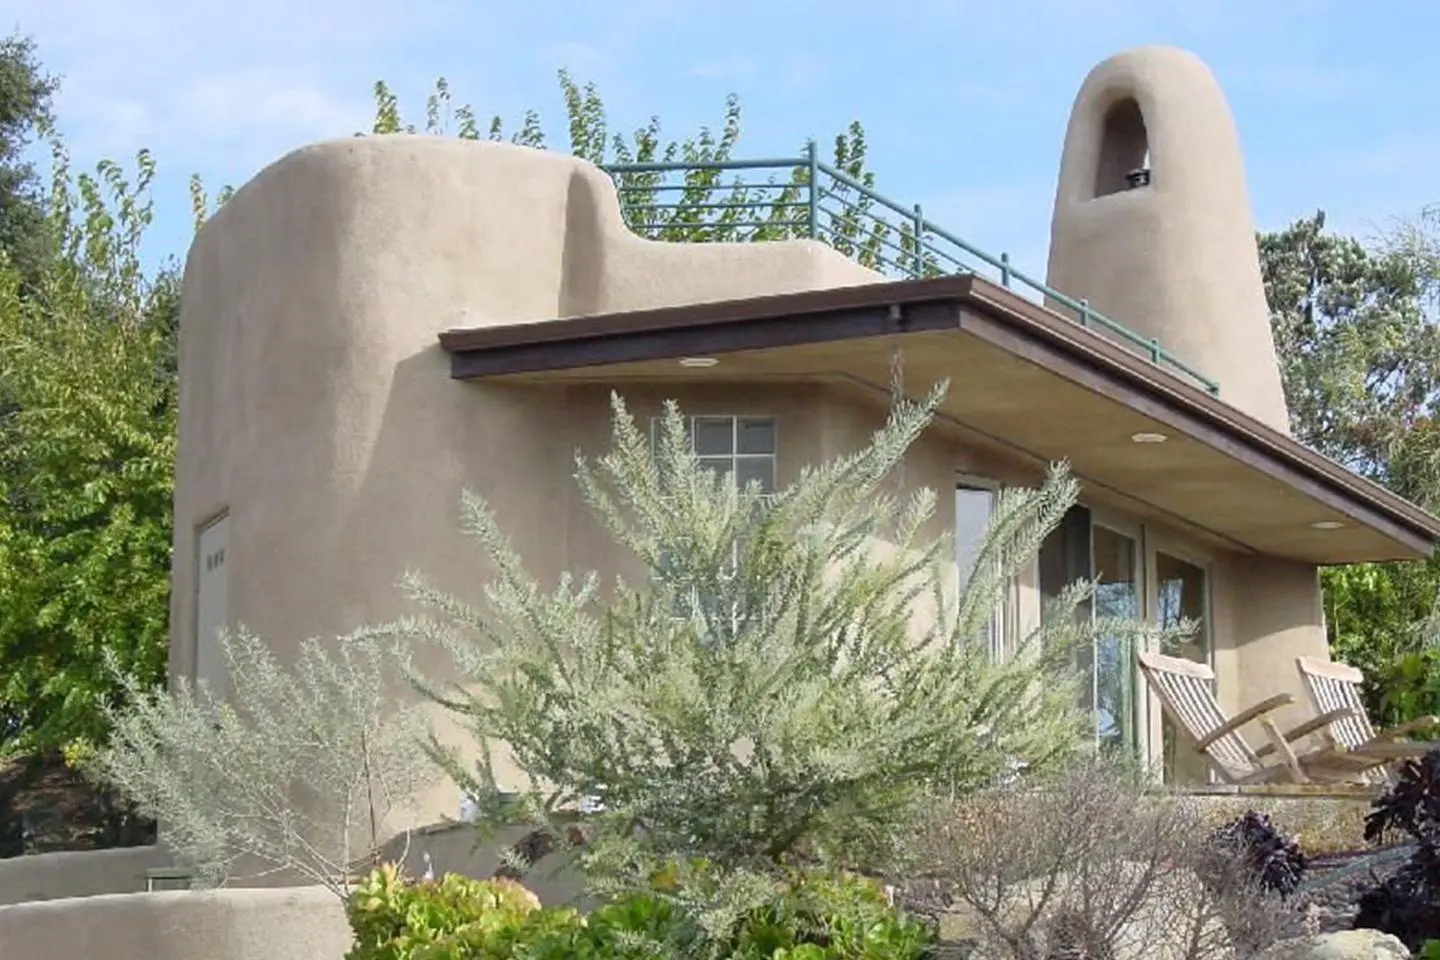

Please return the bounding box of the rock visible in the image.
[1255,929,1410,960]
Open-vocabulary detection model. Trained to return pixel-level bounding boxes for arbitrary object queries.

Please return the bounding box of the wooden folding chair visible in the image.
[1296,656,1439,782]
[1137,651,1362,784]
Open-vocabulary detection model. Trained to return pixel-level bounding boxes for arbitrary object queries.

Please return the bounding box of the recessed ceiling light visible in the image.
[1130,432,1168,444]
[678,357,718,368]
[1310,520,1346,530]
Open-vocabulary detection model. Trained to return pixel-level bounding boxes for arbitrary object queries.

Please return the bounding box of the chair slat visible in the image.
[1296,656,1394,785]
[1139,651,1263,782]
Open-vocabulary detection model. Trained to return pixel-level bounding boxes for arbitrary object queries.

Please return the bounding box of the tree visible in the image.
[389,387,1155,897]
[0,32,58,288]
[0,141,179,755]
[86,626,428,897]
[1261,211,1440,728]
[1261,210,1440,496]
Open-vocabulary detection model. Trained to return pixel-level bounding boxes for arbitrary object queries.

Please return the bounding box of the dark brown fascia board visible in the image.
[439,278,975,379]
[439,274,1440,554]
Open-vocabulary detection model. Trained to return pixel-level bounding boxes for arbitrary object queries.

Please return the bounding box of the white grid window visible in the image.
[650,415,778,635]
[649,415,778,494]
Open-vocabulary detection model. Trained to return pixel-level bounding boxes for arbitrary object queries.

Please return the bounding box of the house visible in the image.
[164,43,1440,839]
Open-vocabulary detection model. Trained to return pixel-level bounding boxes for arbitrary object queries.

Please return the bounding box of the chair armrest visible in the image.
[1374,716,1440,741]
[1196,694,1294,751]
[1255,708,1355,757]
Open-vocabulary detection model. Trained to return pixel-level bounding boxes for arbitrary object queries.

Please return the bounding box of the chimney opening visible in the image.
[1093,98,1150,198]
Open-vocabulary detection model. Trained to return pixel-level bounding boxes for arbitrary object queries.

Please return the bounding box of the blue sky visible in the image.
[13,0,1440,278]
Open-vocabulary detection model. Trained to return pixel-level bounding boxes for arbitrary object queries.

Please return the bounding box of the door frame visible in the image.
[1145,533,1216,782]
[1089,509,1146,760]
[955,473,1014,660]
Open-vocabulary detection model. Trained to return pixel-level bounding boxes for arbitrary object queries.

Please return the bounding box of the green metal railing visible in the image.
[601,141,1220,397]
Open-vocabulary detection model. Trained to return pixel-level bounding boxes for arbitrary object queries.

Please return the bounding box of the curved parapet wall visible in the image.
[0,886,350,960]
[169,136,883,837]
[1045,45,1292,434]
[0,845,168,906]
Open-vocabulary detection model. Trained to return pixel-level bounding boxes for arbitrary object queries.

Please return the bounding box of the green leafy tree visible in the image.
[1261,210,1440,727]
[0,32,58,288]
[1261,210,1440,492]
[389,386,1150,897]
[0,140,179,755]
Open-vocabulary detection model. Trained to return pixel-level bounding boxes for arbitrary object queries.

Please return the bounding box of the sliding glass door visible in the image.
[1038,507,1143,759]
[1092,526,1141,756]
[1154,549,1212,785]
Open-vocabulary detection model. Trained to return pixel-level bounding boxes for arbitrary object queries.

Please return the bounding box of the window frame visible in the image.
[1145,534,1215,785]
[955,474,1016,661]
[648,413,780,636]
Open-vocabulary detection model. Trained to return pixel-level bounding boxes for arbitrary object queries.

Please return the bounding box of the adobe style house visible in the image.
[163,43,1440,833]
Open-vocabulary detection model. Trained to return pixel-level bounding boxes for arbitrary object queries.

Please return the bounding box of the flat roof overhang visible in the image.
[439,274,1440,565]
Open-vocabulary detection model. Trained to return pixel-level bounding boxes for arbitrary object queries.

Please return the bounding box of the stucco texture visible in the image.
[1046,45,1292,435]
[169,133,886,835]
[0,886,350,960]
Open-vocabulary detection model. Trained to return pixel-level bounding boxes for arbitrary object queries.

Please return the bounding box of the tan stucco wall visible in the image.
[1046,45,1292,435]
[170,135,884,839]
[1211,553,1329,731]
[0,886,351,960]
[0,845,168,906]
[1043,44,1329,765]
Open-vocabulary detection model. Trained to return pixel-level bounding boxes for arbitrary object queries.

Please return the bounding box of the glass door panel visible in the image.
[1155,550,1211,785]
[1092,526,1140,757]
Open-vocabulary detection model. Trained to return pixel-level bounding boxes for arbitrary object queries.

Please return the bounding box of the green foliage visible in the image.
[1262,210,1440,728]
[0,32,58,288]
[346,863,547,960]
[382,384,1148,898]
[86,627,430,896]
[363,74,925,273]
[1262,210,1440,497]
[0,139,178,756]
[344,862,930,960]
[1321,561,1440,730]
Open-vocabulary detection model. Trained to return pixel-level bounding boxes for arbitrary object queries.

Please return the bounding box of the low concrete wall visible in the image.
[0,886,350,960]
[0,844,169,905]
[1180,786,1376,855]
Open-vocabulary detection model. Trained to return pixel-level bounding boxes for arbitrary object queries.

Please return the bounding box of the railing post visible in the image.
[1000,252,1012,288]
[1150,338,1163,364]
[912,204,924,278]
[805,139,819,239]
[1078,298,1091,328]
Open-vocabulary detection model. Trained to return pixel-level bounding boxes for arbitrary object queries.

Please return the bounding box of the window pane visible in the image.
[1092,526,1140,758]
[650,416,692,454]
[954,487,993,589]
[736,417,776,455]
[694,417,734,456]
[1155,551,1210,787]
[736,458,775,493]
[698,458,733,483]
